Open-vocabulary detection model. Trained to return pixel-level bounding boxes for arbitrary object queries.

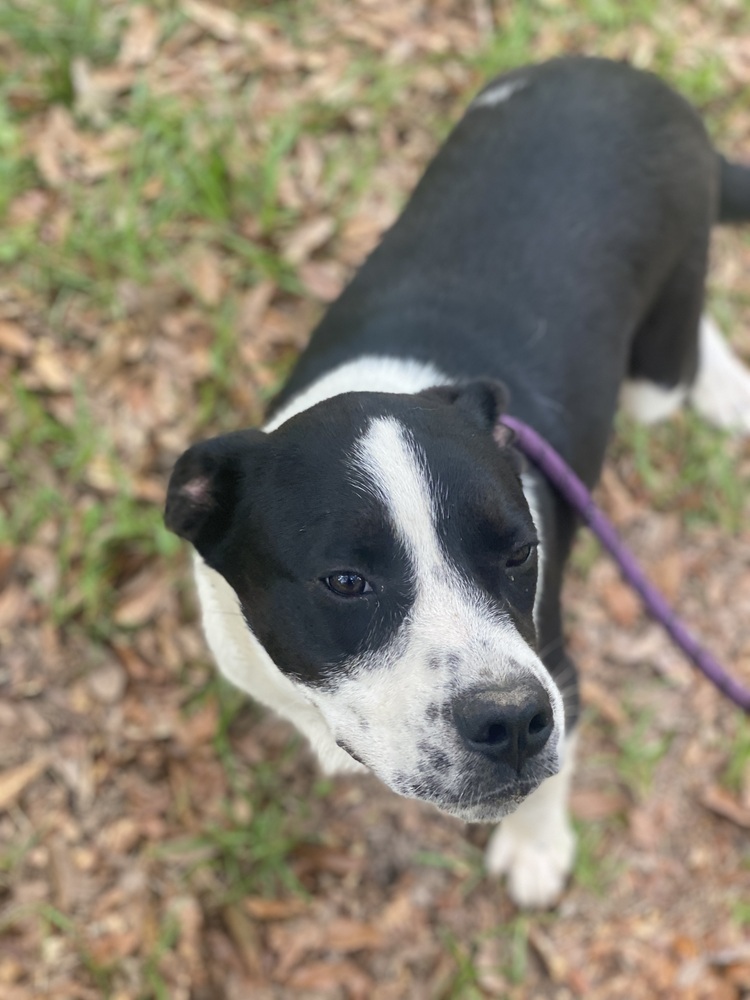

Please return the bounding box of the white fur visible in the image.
[300,416,565,820]
[689,315,750,434]
[621,316,750,435]
[194,555,364,774]
[472,78,528,109]
[485,732,577,907]
[620,379,687,424]
[195,352,567,895]
[521,471,546,635]
[264,356,449,431]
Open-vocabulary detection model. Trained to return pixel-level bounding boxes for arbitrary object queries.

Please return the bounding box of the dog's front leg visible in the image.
[484,732,577,908]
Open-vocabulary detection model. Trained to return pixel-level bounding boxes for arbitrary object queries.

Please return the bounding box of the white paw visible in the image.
[690,316,750,435]
[485,810,576,909]
[620,379,687,425]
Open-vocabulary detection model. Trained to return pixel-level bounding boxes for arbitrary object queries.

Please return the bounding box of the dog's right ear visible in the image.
[165,429,266,557]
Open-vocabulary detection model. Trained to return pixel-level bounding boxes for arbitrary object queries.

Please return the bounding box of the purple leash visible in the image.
[502,415,750,712]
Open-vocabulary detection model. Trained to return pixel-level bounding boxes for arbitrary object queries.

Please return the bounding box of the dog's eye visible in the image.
[325,572,373,597]
[506,543,535,569]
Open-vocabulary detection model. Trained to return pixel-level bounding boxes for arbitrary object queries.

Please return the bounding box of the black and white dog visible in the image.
[166,58,750,907]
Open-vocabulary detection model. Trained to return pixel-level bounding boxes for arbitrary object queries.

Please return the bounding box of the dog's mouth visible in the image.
[434,783,539,823]
[379,756,554,823]
[334,727,559,821]
[422,775,545,823]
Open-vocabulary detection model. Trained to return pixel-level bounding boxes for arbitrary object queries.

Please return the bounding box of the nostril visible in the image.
[528,711,549,736]
[485,722,508,745]
[453,683,553,769]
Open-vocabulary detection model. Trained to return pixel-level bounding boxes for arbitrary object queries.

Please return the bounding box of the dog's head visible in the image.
[166,379,565,821]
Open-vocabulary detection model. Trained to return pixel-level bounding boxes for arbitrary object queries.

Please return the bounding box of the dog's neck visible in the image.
[264,355,451,432]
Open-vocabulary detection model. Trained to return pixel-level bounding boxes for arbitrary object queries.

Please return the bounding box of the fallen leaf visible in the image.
[118,5,161,66]
[0,545,16,590]
[282,215,335,265]
[649,551,684,603]
[182,0,241,41]
[600,575,642,628]
[0,756,50,811]
[183,246,225,306]
[72,58,135,124]
[700,785,750,829]
[86,662,127,705]
[580,678,628,726]
[570,787,630,821]
[0,321,33,357]
[0,583,32,629]
[299,260,346,301]
[327,918,384,953]
[528,925,571,985]
[244,897,309,921]
[222,905,263,978]
[30,338,71,391]
[284,959,373,994]
[113,569,168,627]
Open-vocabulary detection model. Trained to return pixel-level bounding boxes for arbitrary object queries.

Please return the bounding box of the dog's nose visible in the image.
[453,682,553,771]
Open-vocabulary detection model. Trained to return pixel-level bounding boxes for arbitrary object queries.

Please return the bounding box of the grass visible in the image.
[616,708,674,797]
[613,411,748,533]
[722,716,750,795]
[3,1,750,994]
[168,680,312,904]
[0,0,120,106]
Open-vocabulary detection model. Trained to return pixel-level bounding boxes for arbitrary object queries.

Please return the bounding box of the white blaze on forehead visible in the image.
[353,416,443,572]
[308,414,566,796]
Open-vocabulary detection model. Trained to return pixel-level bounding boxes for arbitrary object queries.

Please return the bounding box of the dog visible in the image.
[165,57,750,908]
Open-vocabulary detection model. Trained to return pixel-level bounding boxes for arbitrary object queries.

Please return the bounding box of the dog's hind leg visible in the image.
[620,246,706,426]
[689,314,750,435]
[621,236,750,435]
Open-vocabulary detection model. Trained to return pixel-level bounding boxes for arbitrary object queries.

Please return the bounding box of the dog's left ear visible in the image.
[164,429,266,558]
[423,378,509,432]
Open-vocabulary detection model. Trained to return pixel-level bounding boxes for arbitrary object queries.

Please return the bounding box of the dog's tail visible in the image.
[719,155,750,222]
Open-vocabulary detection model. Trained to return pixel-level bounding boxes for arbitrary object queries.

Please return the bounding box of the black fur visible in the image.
[168,56,750,731]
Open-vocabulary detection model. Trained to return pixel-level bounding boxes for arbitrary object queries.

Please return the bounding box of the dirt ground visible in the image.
[1,1,750,998]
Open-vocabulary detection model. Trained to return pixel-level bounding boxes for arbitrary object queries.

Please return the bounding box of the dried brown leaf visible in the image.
[238,280,276,335]
[86,662,127,705]
[0,545,17,590]
[0,320,33,357]
[284,959,373,994]
[600,575,642,628]
[72,58,135,123]
[0,583,32,629]
[700,785,750,829]
[528,925,571,985]
[244,897,309,921]
[183,246,226,306]
[299,260,346,302]
[282,216,335,266]
[118,5,161,66]
[222,905,263,977]
[30,338,71,391]
[113,569,168,627]
[580,677,628,726]
[0,756,50,811]
[571,788,630,822]
[182,0,241,41]
[326,918,384,953]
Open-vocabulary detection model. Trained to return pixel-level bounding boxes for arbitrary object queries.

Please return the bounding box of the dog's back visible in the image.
[272,57,720,482]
